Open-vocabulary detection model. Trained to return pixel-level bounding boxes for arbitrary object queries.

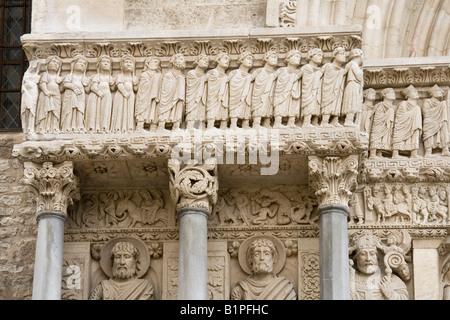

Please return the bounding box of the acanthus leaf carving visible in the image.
[168,159,218,212]
[308,155,358,207]
[22,161,80,215]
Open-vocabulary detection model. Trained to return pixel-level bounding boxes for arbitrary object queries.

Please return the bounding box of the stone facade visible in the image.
[1,0,450,300]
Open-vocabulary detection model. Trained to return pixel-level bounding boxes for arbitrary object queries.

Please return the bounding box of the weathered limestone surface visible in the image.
[0,134,37,300]
[1,0,450,300]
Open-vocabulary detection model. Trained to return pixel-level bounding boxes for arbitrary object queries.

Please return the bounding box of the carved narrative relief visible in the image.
[89,238,155,300]
[364,183,449,225]
[349,230,411,300]
[231,235,297,300]
[68,188,169,229]
[210,185,317,227]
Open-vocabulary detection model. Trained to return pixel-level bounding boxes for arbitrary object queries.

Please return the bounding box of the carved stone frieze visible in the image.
[363,158,450,183]
[12,128,369,162]
[22,161,80,215]
[67,188,170,229]
[364,59,450,89]
[308,155,359,207]
[21,30,362,62]
[210,185,318,227]
[363,182,449,225]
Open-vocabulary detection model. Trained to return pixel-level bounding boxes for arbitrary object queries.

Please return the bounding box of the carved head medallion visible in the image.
[238,235,286,275]
[99,237,150,279]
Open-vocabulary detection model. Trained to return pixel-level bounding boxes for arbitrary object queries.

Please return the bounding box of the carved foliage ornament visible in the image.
[168,159,218,212]
[22,161,80,215]
[308,155,358,207]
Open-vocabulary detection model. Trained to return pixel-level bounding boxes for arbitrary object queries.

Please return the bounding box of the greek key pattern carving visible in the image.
[363,159,450,183]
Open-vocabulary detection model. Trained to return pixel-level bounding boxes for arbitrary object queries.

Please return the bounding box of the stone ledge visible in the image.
[363,157,450,183]
[12,128,369,162]
[364,56,450,89]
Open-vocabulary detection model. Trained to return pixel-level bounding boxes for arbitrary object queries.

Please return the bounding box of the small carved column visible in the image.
[23,161,80,300]
[168,159,218,300]
[308,155,358,300]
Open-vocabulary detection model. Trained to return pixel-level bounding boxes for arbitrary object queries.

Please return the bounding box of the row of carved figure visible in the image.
[20,47,365,134]
[83,230,448,300]
[362,85,450,158]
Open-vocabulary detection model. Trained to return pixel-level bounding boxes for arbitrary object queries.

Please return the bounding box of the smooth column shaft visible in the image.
[32,211,66,300]
[177,207,210,300]
[319,205,350,300]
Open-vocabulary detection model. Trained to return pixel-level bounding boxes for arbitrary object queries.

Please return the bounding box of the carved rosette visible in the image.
[168,159,218,212]
[308,155,358,207]
[22,161,80,215]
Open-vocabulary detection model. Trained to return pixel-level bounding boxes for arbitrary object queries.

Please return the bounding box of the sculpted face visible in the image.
[174,55,186,70]
[123,58,135,72]
[410,89,419,100]
[432,89,444,99]
[288,52,301,67]
[100,58,111,71]
[112,247,137,279]
[251,244,274,274]
[74,58,87,72]
[311,51,323,65]
[366,90,376,101]
[355,248,378,275]
[334,50,346,64]
[197,56,210,69]
[48,58,61,71]
[218,55,230,69]
[385,89,396,101]
[242,54,254,68]
[266,53,278,67]
[396,263,410,281]
[149,58,160,70]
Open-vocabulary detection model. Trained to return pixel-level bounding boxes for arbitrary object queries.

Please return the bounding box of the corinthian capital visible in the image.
[168,159,218,212]
[308,155,358,207]
[22,161,80,215]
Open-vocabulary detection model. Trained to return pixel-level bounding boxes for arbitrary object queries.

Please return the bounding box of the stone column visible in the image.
[23,161,80,300]
[168,159,218,300]
[308,155,358,300]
